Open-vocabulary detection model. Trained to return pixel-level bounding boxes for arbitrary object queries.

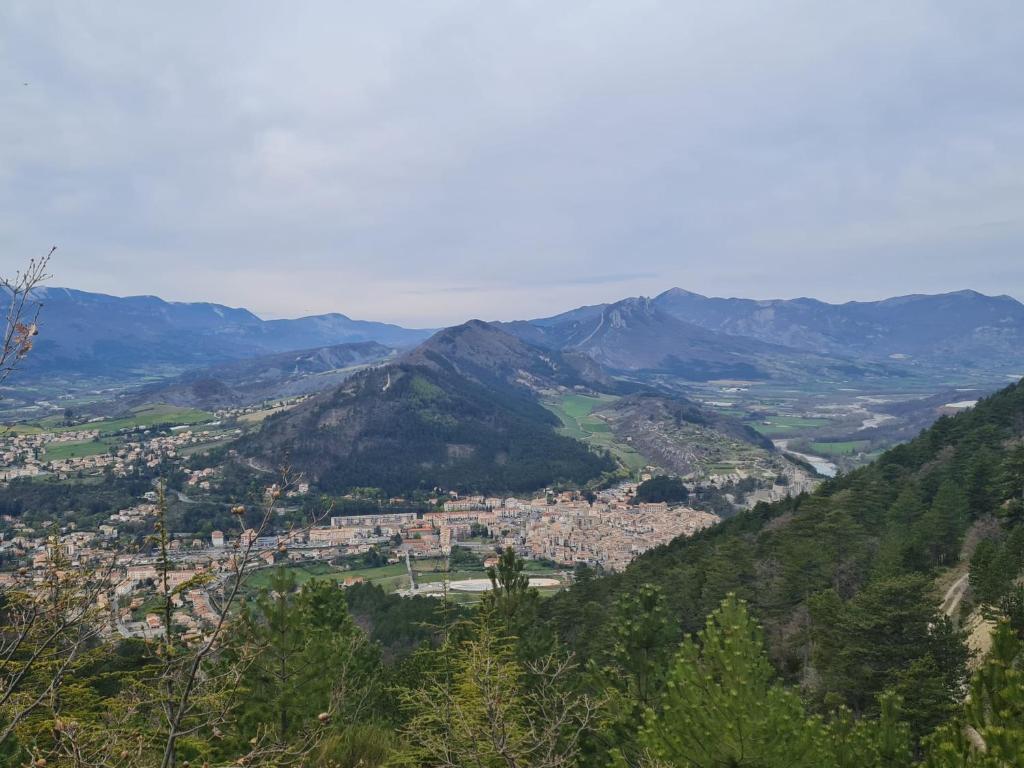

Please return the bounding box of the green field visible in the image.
[809,440,870,456]
[746,416,831,438]
[545,394,648,473]
[42,437,120,461]
[244,561,381,590]
[13,404,213,436]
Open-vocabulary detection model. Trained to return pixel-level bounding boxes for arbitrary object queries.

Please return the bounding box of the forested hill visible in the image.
[246,361,617,496]
[544,375,1024,736]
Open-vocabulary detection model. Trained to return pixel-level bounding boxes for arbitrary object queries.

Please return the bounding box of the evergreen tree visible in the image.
[873,483,928,578]
[225,568,381,749]
[635,594,831,767]
[970,540,1014,606]
[924,621,1024,767]
[825,693,913,768]
[811,575,969,733]
[482,546,550,657]
[393,616,597,768]
[997,443,1024,524]
[594,584,678,766]
[918,480,969,567]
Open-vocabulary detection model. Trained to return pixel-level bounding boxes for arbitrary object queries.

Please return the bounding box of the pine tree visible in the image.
[597,584,678,766]
[873,483,928,578]
[810,575,969,730]
[924,621,1024,767]
[482,546,550,658]
[997,444,1024,524]
[224,568,380,749]
[636,594,831,767]
[918,480,969,567]
[392,616,597,768]
[825,693,913,768]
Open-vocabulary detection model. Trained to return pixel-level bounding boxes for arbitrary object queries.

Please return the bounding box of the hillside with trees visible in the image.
[3,376,1024,766]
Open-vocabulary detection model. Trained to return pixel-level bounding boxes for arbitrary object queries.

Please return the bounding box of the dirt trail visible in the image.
[941,571,970,618]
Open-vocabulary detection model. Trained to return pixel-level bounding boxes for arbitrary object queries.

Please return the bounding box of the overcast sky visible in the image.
[2,2,1023,326]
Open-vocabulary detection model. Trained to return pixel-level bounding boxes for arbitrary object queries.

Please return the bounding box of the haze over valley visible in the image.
[4,4,1024,766]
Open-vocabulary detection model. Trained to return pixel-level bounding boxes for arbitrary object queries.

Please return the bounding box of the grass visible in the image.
[746,416,831,437]
[809,440,870,455]
[237,401,304,424]
[131,595,166,622]
[11,404,213,436]
[545,394,648,473]
[42,437,120,461]
[1,423,43,435]
[179,437,235,457]
[245,562,353,590]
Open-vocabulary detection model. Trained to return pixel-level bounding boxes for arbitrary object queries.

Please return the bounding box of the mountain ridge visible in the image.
[117,340,396,410]
[6,286,432,379]
[650,286,1024,367]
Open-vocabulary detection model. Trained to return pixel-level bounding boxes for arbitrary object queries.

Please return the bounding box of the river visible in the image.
[773,439,838,478]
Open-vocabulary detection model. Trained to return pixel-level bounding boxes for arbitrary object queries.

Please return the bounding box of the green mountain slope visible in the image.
[543,376,1024,728]
[244,324,619,495]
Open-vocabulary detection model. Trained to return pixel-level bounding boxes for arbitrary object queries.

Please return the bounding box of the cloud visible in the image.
[1,1,1023,325]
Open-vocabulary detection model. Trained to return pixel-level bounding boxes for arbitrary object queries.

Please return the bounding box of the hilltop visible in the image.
[244,322,621,495]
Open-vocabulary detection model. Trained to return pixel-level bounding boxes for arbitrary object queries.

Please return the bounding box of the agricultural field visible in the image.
[544,393,648,473]
[745,416,832,438]
[11,404,213,437]
[42,437,120,461]
[237,403,296,424]
[809,440,871,456]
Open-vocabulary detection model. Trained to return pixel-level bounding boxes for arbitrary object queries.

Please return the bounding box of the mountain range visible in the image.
[651,287,1024,369]
[9,286,1024,387]
[8,283,1024,494]
[502,296,897,382]
[7,287,431,379]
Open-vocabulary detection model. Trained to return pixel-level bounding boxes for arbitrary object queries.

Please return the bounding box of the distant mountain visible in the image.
[7,287,431,380]
[651,288,1024,369]
[244,322,619,495]
[504,298,766,379]
[505,297,888,382]
[120,341,395,410]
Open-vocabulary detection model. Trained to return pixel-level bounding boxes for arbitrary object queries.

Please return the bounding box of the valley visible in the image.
[6,9,1024,764]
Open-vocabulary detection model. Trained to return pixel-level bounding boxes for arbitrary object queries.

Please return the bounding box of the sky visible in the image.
[2,2,1023,327]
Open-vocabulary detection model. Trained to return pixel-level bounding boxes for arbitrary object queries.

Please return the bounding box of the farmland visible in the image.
[544,393,648,473]
[42,437,120,461]
[11,403,214,437]
[809,440,871,456]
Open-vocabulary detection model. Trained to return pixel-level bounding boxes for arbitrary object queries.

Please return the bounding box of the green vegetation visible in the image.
[546,392,649,473]
[0,474,153,528]
[746,415,831,437]
[12,403,213,436]
[244,556,561,599]
[6,380,1024,766]
[811,440,871,455]
[41,436,119,460]
[632,475,689,504]
[253,364,617,495]
[539,378,1024,760]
